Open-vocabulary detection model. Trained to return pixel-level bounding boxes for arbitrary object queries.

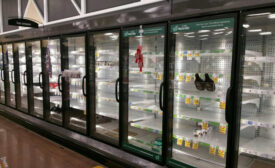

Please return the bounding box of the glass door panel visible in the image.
[170,18,235,167]
[94,32,119,142]
[0,46,4,103]
[67,36,86,132]
[125,26,165,161]
[7,44,16,107]
[238,11,275,168]
[31,41,43,117]
[47,39,62,125]
[17,43,28,112]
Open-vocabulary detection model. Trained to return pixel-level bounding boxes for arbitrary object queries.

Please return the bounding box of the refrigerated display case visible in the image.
[63,35,87,133]
[14,42,28,112]
[237,10,275,168]
[42,39,62,125]
[167,17,236,168]
[3,44,16,108]
[26,41,44,118]
[91,31,120,143]
[0,45,4,104]
[122,25,166,161]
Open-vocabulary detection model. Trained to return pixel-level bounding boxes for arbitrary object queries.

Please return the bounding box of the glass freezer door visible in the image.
[30,41,43,117]
[6,44,16,107]
[123,26,165,161]
[0,46,4,104]
[93,31,119,143]
[65,36,86,133]
[238,11,275,168]
[16,43,28,112]
[44,39,62,125]
[169,18,235,167]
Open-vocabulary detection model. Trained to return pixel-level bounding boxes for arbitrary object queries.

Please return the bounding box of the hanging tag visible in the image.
[185,138,191,148]
[193,97,199,106]
[177,138,183,146]
[212,74,218,84]
[220,101,226,109]
[202,121,208,130]
[179,75,184,82]
[209,145,217,155]
[219,124,227,134]
[185,95,191,104]
[185,74,191,82]
[218,148,225,158]
[157,73,162,80]
[192,141,199,150]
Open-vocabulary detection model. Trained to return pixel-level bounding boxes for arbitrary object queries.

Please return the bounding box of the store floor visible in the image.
[0,115,106,168]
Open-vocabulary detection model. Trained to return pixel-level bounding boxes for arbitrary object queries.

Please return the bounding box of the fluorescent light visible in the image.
[185,36,195,38]
[242,24,250,28]
[198,30,210,33]
[200,38,208,40]
[248,29,262,32]
[214,29,226,31]
[259,32,272,35]
[184,32,194,35]
[199,34,209,37]
[269,14,275,19]
[213,32,223,35]
[248,12,271,17]
[104,33,113,36]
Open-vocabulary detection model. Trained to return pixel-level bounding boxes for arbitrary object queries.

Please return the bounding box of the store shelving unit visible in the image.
[122,26,165,162]
[237,11,275,168]
[167,17,236,168]
[6,44,16,108]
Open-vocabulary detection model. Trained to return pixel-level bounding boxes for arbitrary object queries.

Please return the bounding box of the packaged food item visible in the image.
[202,121,208,130]
[185,138,191,148]
[186,73,191,82]
[219,124,227,134]
[192,141,199,150]
[185,95,191,104]
[218,147,225,158]
[193,97,199,106]
[177,138,183,146]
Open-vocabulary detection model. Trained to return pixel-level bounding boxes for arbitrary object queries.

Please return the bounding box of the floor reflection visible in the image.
[0,116,105,168]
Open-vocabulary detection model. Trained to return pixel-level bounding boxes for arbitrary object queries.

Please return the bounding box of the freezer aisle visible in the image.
[168,17,235,168]
[238,10,275,168]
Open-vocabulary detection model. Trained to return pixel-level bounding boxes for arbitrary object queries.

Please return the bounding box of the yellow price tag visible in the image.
[209,146,216,155]
[157,74,162,80]
[219,124,227,134]
[185,139,191,148]
[220,101,226,109]
[179,75,184,82]
[186,75,191,82]
[185,97,191,104]
[193,98,199,106]
[213,77,218,84]
[192,142,198,150]
[202,122,208,130]
[218,148,225,158]
[177,138,183,146]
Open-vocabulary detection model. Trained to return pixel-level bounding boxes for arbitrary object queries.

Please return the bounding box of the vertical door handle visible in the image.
[38,72,43,89]
[115,78,119,102]
[11,69,15,84]
[159,82,164,111]
[82,75,87,96]
[225,87,232,124]
[1,69,4,81]
[23,71,27,85]
[57,74,62,92]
